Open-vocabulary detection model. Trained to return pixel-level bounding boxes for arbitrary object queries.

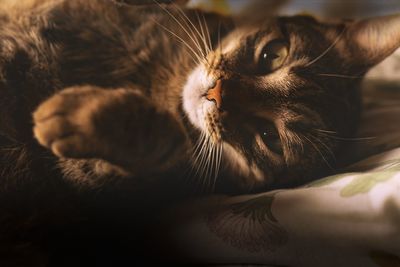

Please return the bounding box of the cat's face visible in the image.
[182,14,400,191]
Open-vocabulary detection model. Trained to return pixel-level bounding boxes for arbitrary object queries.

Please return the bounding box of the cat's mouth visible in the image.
[182,65,222,136]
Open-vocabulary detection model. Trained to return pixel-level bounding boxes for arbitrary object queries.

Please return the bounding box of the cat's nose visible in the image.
[206,79,222,109]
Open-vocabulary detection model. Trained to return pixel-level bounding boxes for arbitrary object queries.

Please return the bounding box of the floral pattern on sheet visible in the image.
[206,192,288,252]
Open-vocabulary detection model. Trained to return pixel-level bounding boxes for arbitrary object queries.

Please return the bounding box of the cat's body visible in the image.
[0,0,399,265]
[0,1,202,264]
[1,0,194,180]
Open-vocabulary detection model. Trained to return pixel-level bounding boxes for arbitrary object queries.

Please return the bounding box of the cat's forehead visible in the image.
[221,19,283,54]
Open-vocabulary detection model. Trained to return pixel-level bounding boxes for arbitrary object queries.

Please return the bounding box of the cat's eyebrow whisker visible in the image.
[305,27,346,68]
[309,134,336,162]
[319,133,376,142]
[314,129,376,141]
[151,18,203,65]
[315,129,337,134]
[303,135,334,170]
[317,73,361,79]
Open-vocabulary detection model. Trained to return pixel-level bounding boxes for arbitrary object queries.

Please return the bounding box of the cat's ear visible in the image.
[345,14,400,68]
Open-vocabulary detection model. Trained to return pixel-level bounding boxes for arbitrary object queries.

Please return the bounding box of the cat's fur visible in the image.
[0,0,399,265]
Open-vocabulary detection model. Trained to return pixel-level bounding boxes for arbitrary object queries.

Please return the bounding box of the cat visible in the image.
[0,0,399,265]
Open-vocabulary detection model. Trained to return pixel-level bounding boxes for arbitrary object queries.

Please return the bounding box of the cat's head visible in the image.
[182,13,400,192]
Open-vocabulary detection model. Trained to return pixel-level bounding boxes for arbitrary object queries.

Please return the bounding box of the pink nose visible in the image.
[206,79,222,109]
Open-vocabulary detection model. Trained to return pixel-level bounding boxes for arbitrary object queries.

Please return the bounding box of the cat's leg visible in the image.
[32,85,189,177]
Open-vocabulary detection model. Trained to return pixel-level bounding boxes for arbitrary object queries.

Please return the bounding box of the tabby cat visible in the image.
[0,0,399,265]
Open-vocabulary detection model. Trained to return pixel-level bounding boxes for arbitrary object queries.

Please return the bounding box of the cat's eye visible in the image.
[257,40,288,74]
[258,121,283,155]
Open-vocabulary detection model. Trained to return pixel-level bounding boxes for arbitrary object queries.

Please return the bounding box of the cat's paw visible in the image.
[33,85,188,172]
[33,86,114,158]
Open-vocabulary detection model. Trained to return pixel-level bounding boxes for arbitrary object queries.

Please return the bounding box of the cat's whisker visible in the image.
[192,134,208,170]
[198,133,211,160]
[315,129,376,141]
[212,143,223,192]
[151,18,203,65]
[184,134,202,183]
[152,1,206,62]
[305,27,346,67]
[187,132,205,165]
[303,135,334,170]
[195,11,212,57]
[286,132,304,157]
[195,146,208,192]
[210,144,217,192]
[315,129,337,134]
[200,135,222,193]
[205,141,214,191]
[319,134,376,142]
[0,132,20,144]
[192,132,205,155]
[203,137,215,191]
[308,134,336,162]
[171,3,210,65]
[317,73,362,79]
[189,140,206,180]
[193,135,212,189]
[217,19,223,57]
[171,4,209,63]
[209,140,218,192]
[201,12,213,54]
[218,143,223,180]
[198,149,212,193]
[193,153,205,190]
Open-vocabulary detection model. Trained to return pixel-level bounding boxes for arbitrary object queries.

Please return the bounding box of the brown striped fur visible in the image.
[0,0,399,265]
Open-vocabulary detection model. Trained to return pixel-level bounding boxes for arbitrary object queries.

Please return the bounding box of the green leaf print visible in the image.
[340,171,397,197]
[307,173,354,188]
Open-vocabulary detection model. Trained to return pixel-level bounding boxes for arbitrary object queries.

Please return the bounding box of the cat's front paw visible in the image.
[33,86,116,158]
[33,85,188,172]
